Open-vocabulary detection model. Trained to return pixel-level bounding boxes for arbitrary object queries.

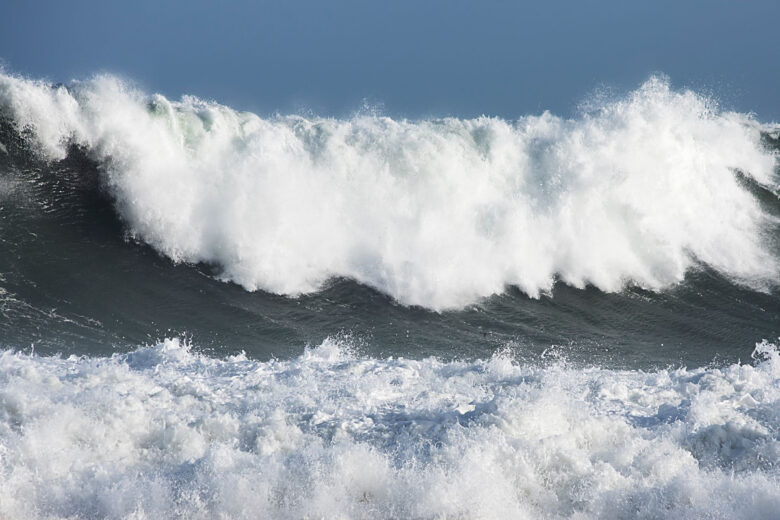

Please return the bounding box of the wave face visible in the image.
[1,72,778,309]
[0,338,779,519]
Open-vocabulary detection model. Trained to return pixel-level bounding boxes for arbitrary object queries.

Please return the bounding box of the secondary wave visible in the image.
[0,71,778,309]
[1,338,779,519]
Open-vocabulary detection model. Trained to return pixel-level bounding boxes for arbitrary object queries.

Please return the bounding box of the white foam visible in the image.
[1,71,778,309]
[0,338,778,519]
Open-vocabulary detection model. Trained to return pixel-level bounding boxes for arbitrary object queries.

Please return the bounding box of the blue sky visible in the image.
[2,1,779,120]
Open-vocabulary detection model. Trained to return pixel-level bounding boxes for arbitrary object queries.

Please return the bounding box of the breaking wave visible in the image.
[1,71,778,309]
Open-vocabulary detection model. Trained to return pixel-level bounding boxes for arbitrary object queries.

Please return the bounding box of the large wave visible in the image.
[1,338,779,519]
[0,71,777,309]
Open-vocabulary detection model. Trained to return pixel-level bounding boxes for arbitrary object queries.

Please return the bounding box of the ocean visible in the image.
[0,70,778,519]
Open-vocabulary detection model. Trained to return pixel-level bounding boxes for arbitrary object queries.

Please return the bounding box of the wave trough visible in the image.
[0,72,778,309]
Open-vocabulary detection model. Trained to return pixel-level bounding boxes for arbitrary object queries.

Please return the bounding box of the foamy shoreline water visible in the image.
[1,338,778,519]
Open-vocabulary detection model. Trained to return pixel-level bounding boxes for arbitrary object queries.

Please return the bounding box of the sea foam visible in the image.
[0,71,777,309]
[0,338,779,519]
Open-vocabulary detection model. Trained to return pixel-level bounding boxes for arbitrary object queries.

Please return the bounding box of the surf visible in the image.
[1,71,778,310]
[1,337,779,519]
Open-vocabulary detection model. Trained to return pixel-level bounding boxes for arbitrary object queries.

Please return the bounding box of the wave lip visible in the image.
[0,338,779,519]
[1,71,778,309]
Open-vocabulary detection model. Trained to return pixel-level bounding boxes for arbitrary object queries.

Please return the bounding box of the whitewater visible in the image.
[0,338,778,519]
[1,71,777,310]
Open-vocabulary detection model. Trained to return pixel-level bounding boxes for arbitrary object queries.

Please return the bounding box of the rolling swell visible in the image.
[1,71,778,311]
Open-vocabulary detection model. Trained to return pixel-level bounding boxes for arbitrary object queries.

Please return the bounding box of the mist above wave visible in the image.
[1,71,777,309]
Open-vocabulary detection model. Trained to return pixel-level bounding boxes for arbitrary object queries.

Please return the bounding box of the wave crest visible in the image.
[1,72,777,308]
